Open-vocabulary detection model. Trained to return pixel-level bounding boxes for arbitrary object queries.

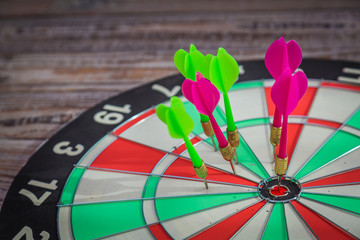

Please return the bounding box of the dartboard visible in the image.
[1,59,360,240]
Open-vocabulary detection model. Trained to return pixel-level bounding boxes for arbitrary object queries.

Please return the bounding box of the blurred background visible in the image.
[0,0,359,208]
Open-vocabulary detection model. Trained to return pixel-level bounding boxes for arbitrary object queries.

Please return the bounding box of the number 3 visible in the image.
[53,141,84,156]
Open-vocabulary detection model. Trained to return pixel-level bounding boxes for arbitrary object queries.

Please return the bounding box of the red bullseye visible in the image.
[270,185,289,196]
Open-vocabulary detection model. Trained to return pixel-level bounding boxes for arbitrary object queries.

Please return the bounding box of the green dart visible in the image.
[174,44,217,151]
[209,47,240,163]
[156,96,209,189]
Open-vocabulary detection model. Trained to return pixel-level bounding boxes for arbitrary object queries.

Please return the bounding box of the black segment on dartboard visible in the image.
[0,59,359,239]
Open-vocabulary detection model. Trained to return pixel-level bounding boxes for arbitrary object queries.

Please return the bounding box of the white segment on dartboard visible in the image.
[120,114,184,152]
[142,200,158,226]
[298,198,360,238]
[103,227,154,240]
[72,169,148,204]
[303,184,360,198]
[231,202,271,240]
[283,203,316,240]
[161,197,260,239]
[238,125,273,177]
[263,79,275,87]
[307,85,360,123]
[150,154,178,176]
[300,147,360,184]
[217,86,269,122]
[58,207,74,240]
[156,177,257,198]
[286,125,336,177]
[182,141,262,183]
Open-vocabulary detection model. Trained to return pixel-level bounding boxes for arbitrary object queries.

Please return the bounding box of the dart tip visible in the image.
[230,160,236,174]
[210,136,217,151]
[277,176,281,190]
[203,178,209,189]
[233,148,238,164]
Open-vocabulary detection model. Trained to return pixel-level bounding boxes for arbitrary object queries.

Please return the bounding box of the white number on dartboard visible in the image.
[151,84,181,97]
[94,104,132,125]
[19,180,58,207]
[53,141,84,156]
[13,226,50,240]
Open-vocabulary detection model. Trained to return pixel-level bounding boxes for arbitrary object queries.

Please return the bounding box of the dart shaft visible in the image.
[184,137,203,168]
[223,92,236,132]
[278,115,288,159]
[208,114,228,148]
[273,107,282,128]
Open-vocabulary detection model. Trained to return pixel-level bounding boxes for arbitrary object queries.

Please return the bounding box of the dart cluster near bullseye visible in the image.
[156,37,308,196]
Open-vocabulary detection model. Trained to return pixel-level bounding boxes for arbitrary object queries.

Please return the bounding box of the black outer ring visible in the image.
[0,59,359,239]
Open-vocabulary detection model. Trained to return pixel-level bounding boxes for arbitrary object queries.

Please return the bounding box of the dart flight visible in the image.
[156,96,209,188]
[174,44,217,150]
[209,47,240,163]
[265,37,302,149]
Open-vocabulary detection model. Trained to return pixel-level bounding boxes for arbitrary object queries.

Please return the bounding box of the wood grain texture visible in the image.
[0,0,360,209]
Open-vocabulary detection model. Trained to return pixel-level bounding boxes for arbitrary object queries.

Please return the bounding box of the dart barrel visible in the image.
[194,162,208,179]
[270,125,281,146]
[201,121,214,137]
[227,128,240,148]
[219,142,234,161]
[274,155,288,176]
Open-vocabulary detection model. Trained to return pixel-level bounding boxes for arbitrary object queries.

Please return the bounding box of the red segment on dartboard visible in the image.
[302,167,360,188]
[274,123,303,166]
[321,82,360,92]
[148,223,172,240]
[91,137,166,173]
[189,201,266,240]
[164,157,258,187]
[307,118,342,129]
[265,87,317,116]
[291,201,357,240]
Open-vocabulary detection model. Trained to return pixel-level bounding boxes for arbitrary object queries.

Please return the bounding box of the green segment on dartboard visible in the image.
[60,167,85,205]
[262,203,288,240]
[72,200,145,240]
[230,81,264,90]
[301,192,360,215]
[346,109,360,129]
[142,175,161,199]
[157,97,202,167]
[209,48,240,132]
[295,129,360,180]
[155,192,258,221]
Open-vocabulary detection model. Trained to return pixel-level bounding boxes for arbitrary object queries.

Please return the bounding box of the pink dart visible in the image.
[182,72,236,174]
[265,37,303,149]
[271,67,308,188]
